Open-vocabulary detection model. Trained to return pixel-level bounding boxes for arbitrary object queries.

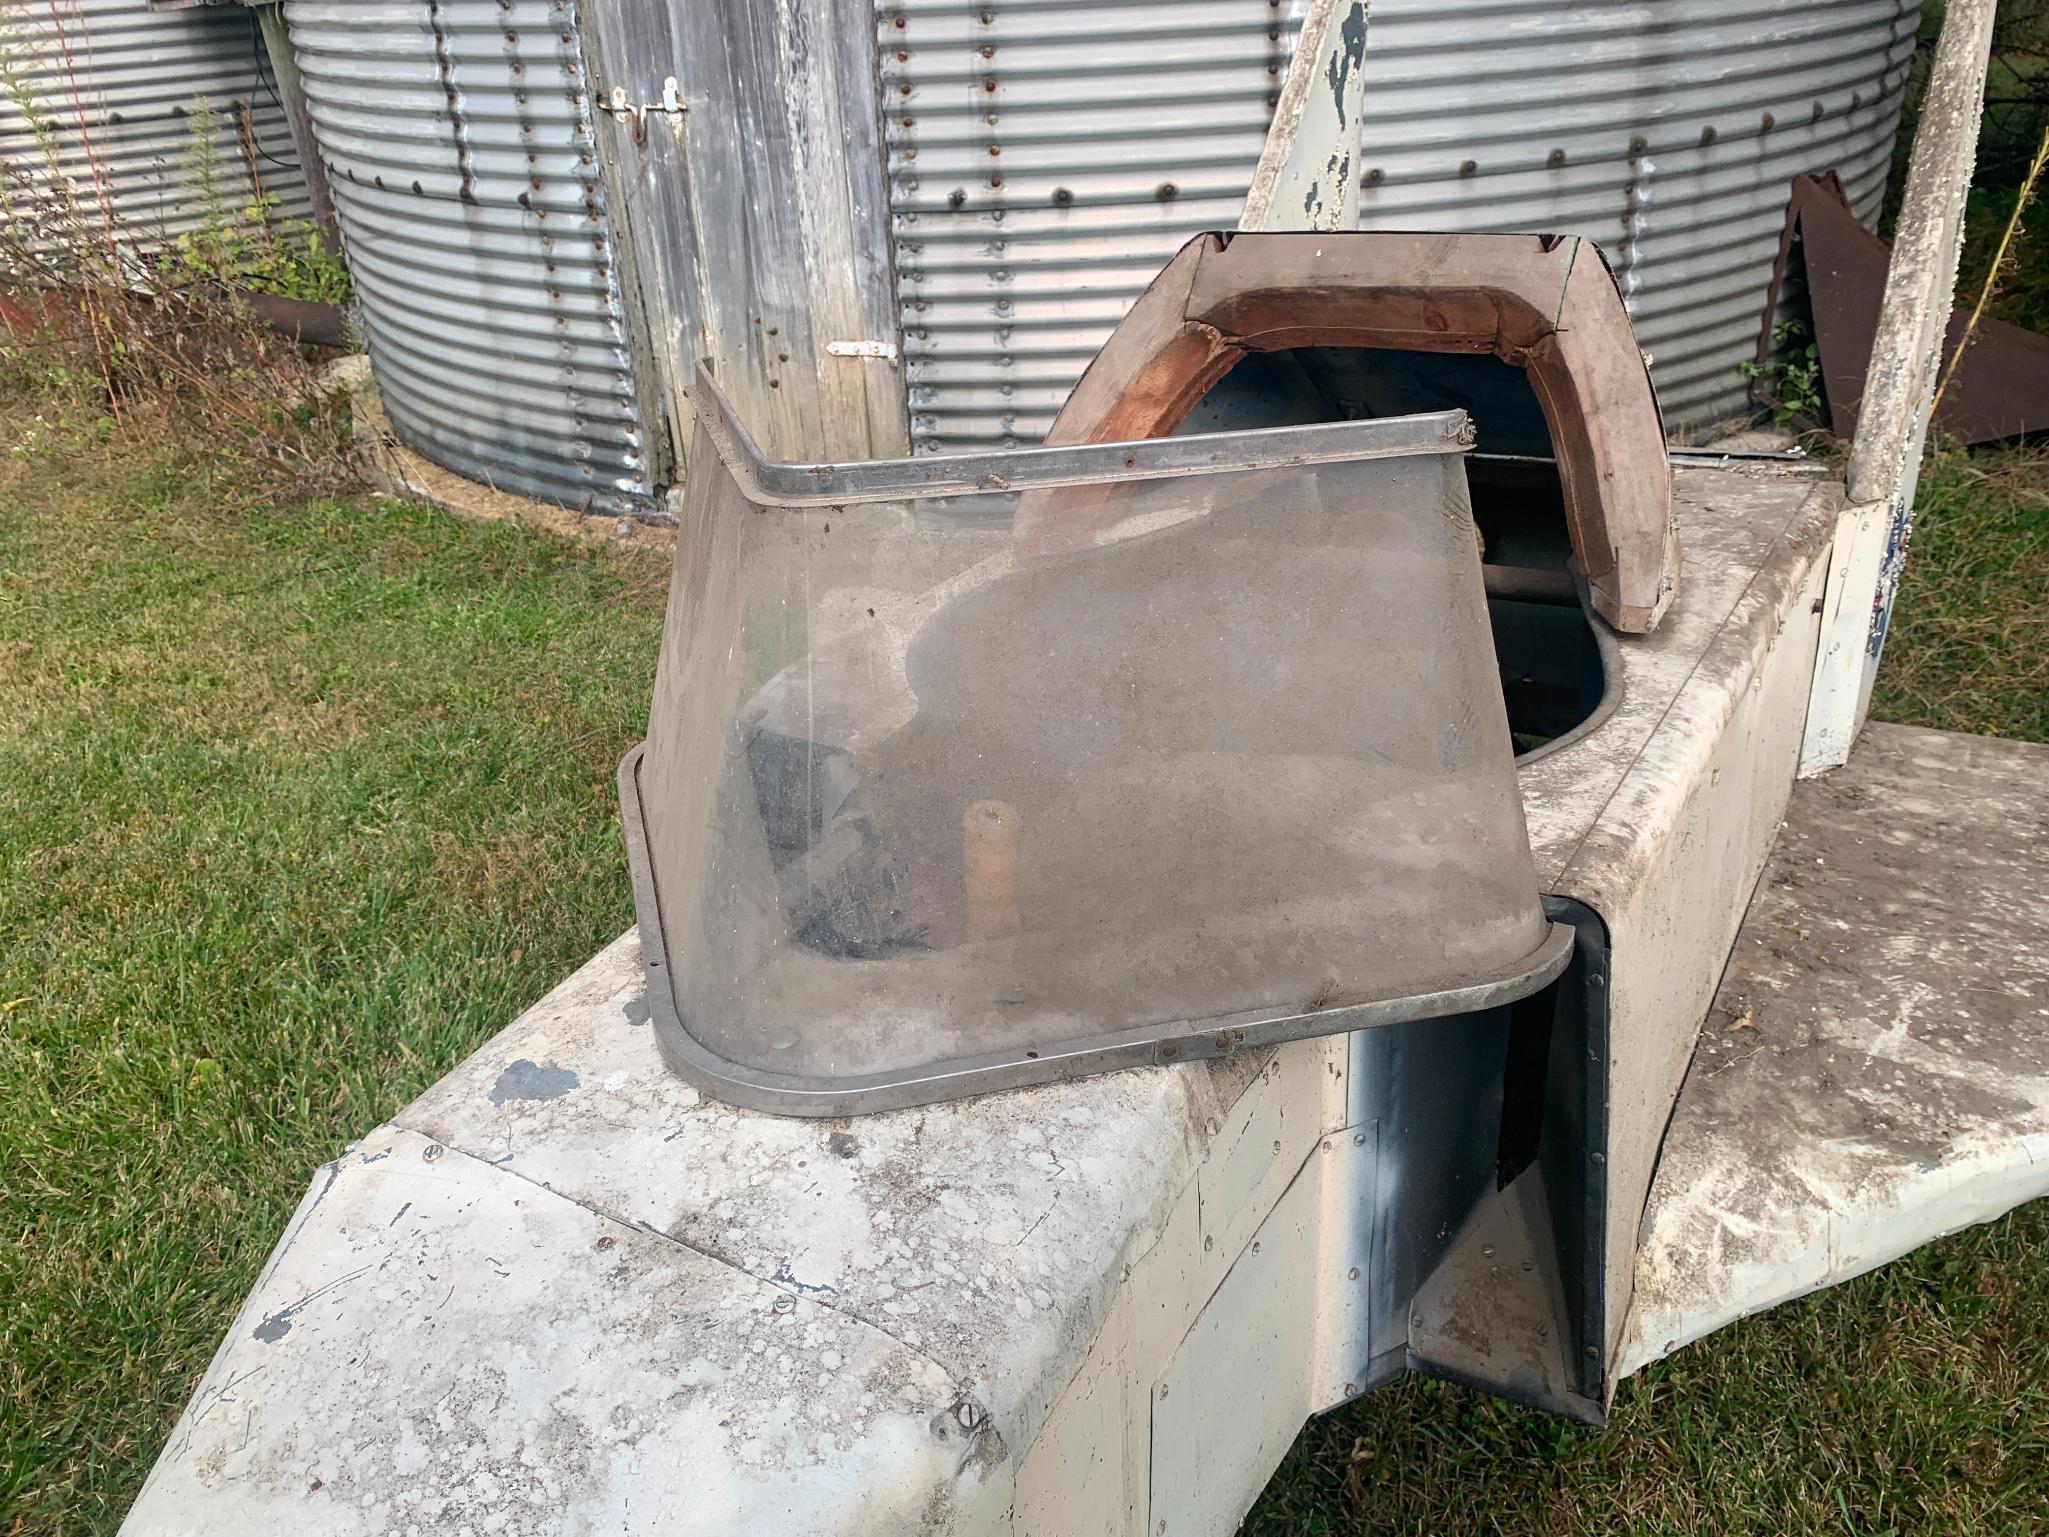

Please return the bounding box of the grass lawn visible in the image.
[0,414,664,1530]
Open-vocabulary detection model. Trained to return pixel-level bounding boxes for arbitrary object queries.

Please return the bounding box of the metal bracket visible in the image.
[602,78,684,147]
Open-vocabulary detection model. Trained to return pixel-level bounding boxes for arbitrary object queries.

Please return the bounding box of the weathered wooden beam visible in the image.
[251,3,337,248]
[1800,0,1995,776]
[580,0,907,469]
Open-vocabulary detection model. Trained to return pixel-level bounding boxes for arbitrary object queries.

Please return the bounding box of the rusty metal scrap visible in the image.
[1758,172,2049,444]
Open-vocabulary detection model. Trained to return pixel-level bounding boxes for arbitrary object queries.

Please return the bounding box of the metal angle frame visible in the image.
[619,745,1575,1117]
[691,362,1473,507]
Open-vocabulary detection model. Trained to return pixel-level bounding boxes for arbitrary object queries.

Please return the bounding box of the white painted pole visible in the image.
[1240,0,1370,235]
[1799,0,1995,776]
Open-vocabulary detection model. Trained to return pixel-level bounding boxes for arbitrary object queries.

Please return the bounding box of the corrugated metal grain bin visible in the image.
[884,0,1923,449]
[0,0,314,259]
[284,0,653,515]
[586,0,1919,459]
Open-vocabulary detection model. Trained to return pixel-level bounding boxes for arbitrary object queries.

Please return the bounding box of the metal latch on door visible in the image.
[602,78,683,146]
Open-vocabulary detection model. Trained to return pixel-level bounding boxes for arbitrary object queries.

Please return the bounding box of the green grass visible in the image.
[1872,444,2048,742]
[0,411,663,1531]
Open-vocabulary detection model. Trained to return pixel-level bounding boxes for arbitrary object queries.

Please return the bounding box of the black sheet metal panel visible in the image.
[1376,898,1610,1423]
[286,0,653,515]
[621,366,1574,1115]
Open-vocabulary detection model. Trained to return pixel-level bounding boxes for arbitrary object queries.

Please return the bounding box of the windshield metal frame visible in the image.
[691,361,1473,507]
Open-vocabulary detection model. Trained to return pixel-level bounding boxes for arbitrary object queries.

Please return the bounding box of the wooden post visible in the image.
[1799,0,1995,775]
[252,3,339,248]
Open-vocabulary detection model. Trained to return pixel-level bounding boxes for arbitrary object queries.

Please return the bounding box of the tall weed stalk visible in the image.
[0,23,356,503]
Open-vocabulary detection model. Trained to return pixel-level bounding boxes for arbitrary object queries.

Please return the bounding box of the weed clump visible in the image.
[0,40,357,504]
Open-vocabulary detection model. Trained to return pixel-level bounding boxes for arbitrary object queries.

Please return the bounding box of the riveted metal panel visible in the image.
[882,0,1921,450]
[0,0,313,256]
[286,0,651,514]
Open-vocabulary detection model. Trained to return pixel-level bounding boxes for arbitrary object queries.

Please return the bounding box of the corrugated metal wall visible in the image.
[882,0,1922,450]
[0,0,313,256]
[286,0,652,515]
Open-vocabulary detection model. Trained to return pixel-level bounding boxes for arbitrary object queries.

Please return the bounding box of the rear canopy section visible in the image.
[622,365,1573,1115]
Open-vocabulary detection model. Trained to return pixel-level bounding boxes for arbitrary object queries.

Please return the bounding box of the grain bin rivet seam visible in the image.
[284,0,652,511]
[870,1,1922,446]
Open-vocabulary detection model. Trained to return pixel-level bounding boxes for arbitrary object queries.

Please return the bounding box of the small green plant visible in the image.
[1741,315,1826,428]
[156,98,352,306]
[0,65,359,497]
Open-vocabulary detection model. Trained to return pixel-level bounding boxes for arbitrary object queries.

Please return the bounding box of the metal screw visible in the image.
[1348,1267,1360,1280]
[1352,1133,1366,1146]
[773,1295,796,1315]
[1203,1234,1214,1252]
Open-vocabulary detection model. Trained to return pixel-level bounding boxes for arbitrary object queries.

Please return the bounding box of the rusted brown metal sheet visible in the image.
[1044,230,1679,634]
[1759,172,2049,444]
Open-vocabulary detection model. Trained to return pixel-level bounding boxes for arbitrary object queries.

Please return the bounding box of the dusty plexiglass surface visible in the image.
[627,373,1566,1111]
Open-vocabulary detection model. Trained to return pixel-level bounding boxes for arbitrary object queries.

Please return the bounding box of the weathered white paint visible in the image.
[1800,493,1892,776]
[1240,0,1369,235]
[1799,0,1995,775]
[128,469,1873,1536]
[125,1120,1000,1536]
[1625,724,2049,1372]
[1549,512,1834,1370]
[1151,1130,1376,1537]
